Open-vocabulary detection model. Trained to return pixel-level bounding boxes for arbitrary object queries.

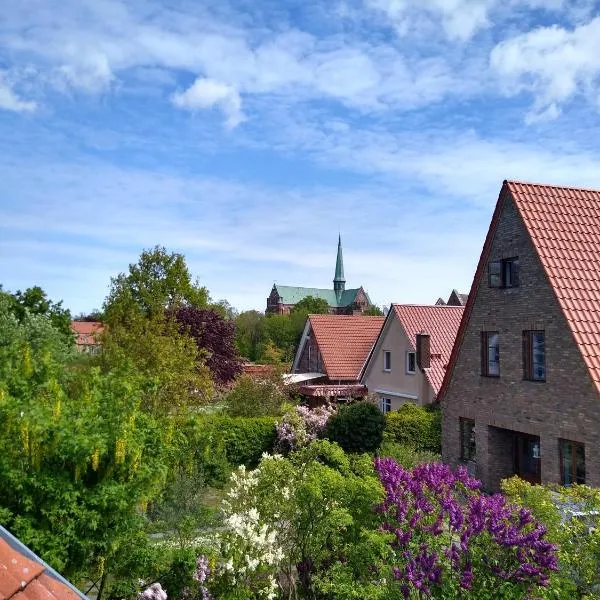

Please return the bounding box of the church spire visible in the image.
[333,234,346,296]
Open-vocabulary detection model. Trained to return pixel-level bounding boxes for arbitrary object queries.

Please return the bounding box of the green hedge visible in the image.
[384,403,441,453]
[180,415,277,471]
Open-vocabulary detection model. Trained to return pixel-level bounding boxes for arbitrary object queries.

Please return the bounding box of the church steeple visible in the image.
[333,234,346,296]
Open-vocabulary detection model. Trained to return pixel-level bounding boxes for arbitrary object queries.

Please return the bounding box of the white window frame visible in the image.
[383,350,391,372]
[380,397,392,413]
[406,351,416,374]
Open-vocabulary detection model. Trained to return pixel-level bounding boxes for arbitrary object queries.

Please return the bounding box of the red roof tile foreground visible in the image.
[440,180,600,399]
[309,315,385,381]
[508,181,600,391]
[0,527,85,600]
[71,321,103,346]
[393,305,464,394]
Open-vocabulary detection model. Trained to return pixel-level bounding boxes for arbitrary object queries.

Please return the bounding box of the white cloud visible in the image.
[172,77,244,128]
[491,17,600,120]
[0,73,37,112]
[366,0,494,41]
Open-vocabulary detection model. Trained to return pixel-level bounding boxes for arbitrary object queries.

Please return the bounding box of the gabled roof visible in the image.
[0,526,87,600]
[295,315,384,380]
[272,285,369,308]
[447,290,468,306]
[439,179,600,400]
[392,305,464,394]
[71,321,103,346]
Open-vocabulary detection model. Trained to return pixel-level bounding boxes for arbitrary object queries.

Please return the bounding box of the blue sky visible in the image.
[2,0,600,314]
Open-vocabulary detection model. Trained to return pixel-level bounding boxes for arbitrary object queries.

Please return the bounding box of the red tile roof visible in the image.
[71,321,103,346]
[440,180,600,399]
[309,315,385,381]
[393,304,464,394]
[508,181,600,391]
[0,535,82,600]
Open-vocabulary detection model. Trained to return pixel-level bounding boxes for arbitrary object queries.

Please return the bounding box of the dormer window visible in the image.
[488,257,519,288]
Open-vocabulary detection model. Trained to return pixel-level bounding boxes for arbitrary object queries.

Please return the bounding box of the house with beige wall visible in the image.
[361,304,464,412]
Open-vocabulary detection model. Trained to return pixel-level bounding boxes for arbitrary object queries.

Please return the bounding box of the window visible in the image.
[380,397,392,413]
[406,351,416,374]
[560,440,585,485]
[488,257,519,288]
[523,330,545,381]
[481,331,500,377]
[383,350,391,371]
[460,418,476,461]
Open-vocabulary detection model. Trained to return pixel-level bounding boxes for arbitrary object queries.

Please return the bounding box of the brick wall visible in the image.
[296,333,324,373]
[442,190,600,491]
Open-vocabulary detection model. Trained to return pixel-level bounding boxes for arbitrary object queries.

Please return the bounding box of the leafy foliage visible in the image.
[176,306,242,385]
[224,372,291,418]
[104,245,208,324]
[0,298,173,581]
[202,441,387,600]
[1,286,74,342]
[325,401,386,453]
[502,476,600,599]
[362,305,384,316]
[384,402,442,453]
[234,310,267,362]
[275,402,336,453]
[290,295,330,315]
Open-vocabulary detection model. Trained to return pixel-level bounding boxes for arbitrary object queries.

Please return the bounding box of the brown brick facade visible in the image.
[442,190,600,491]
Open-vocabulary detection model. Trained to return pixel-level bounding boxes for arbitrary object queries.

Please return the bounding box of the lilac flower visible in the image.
[138,583,167,600]
[193,556,210,584]
[374,458,558,597]
[276,403,336,452]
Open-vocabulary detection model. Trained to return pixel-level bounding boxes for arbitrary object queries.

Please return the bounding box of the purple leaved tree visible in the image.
[374,459,558,598]
[176,307,243,385]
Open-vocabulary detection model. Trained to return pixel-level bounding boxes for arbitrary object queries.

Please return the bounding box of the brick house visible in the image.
[441,180,600,492]
[291,314,385,401]
[435,290,469,306]
[361,304,464,413]
[266,236,373,315]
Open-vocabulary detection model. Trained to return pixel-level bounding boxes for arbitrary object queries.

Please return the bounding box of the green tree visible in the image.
[291,295,330,315]
[363,305,384,316]
[325,402,386,453]
[2,285,73,341]
[104,245,208,324]
[0,298,173,595]
[225,371,291,417]
[263,313,296,362]
[235,310,266,361]
[101,247,213,413]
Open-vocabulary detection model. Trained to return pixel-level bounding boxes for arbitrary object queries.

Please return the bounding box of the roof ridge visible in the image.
[506,179,600,193]
[391,303,465,309]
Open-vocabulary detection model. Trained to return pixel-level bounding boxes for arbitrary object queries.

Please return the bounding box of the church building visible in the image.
[266,236,372,315]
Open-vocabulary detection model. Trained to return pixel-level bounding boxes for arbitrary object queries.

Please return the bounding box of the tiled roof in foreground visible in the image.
[0,526,87,600]
[309,315,385,380]
[507,180,600,391]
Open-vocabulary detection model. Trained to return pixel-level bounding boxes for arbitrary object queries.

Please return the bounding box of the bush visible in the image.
[377,440,440,468]
[384,402,441,453]
[184,415,277,471]
[224,373,291,417]
[324,402,385,453]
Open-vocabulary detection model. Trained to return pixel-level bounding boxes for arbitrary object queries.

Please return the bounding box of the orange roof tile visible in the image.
[0,534,84,600]
[309,315,385,381]
[507,180,600,391]
[440,179,600,400]
[393,304,464,394]
[71,322,103,346]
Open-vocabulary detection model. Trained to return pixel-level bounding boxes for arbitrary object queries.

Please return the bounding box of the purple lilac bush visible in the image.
[375,459,558,598]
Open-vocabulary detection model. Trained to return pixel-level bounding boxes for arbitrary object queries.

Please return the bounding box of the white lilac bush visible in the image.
[275,403,336,453]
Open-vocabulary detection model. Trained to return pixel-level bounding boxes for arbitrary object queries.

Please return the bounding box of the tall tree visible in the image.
[176,307,242,385]
[104,246,208,325]
[363,305,384,316]
[235,310,266,361]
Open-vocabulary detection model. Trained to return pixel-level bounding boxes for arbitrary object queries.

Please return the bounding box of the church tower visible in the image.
[333,234,346,297]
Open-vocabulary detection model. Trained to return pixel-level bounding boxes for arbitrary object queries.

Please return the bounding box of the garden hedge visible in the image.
[384,403,441,453]
[324,402,385,453]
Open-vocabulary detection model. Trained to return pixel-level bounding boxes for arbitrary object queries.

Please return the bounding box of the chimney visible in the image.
[416,332,431,370]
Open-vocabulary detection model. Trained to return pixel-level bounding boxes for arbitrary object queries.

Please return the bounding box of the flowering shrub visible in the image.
[275,403,336,453]
[202,441,384,599]
[138,583,167,600]
[375,459,558,598]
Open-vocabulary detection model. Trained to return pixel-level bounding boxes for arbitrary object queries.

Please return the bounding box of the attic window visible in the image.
[488,257,519,288]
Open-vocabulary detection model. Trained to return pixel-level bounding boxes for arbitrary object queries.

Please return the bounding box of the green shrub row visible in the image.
[173,415,278,485]
[384,403,441,453]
